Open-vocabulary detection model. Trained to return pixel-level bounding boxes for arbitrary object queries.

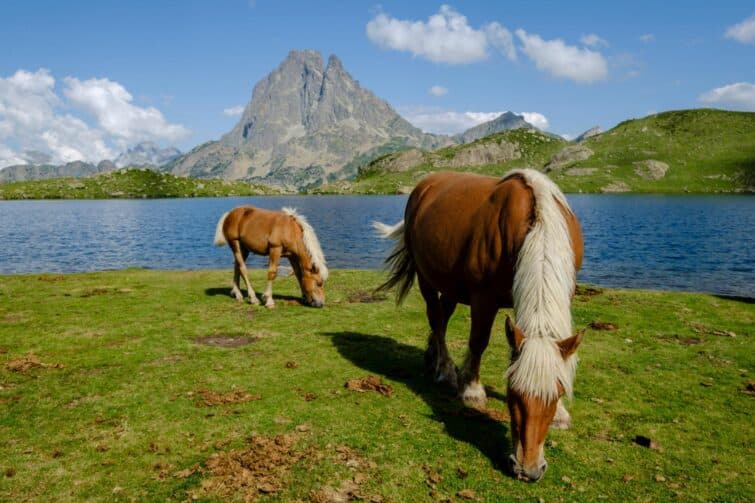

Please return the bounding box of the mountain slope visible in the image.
[114,142,181,168]
[314,109,755,194]
[454,112,533,143]
[0,160,117,183]
[165,50,452,189]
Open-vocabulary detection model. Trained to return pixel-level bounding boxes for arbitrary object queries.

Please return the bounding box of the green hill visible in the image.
[0,168,282,200]
[313,109,755,194]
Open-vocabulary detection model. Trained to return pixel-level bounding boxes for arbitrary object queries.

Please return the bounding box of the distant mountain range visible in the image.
[0,142,181,183]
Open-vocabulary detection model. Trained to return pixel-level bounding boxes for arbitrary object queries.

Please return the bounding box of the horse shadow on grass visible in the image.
[322,331,511,471]
[204,287,303,304]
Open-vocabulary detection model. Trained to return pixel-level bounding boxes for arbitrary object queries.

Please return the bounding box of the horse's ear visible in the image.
[558,329,585,359]
[505,316,523,351]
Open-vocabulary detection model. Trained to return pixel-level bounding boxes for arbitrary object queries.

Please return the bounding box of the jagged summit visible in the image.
[454,112,534,144]
[166,49,450,189]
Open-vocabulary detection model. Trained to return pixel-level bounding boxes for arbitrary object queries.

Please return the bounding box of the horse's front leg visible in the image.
[263,246,282,308]
[459,295,498,407]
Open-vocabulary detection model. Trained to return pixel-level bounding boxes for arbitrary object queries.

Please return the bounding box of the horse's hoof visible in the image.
[265,302,275,309]
[249,298,260,306]
[460,382,487,408]
[435,361,459,391]
[550,418,571,430]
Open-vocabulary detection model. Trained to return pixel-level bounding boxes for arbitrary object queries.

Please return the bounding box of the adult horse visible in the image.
[214,206,327,308]
[375,169,584,482]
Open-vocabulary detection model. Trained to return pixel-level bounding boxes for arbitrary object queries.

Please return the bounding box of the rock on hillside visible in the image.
[544,145,594,172]
[165,50,452,189]
[575,126,601,142]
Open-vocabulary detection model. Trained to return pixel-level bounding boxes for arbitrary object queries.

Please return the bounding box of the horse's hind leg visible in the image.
[419,276,458,390]
[231,240,259,305]
[231,262,243,301]
[459,295,497,407]
[262,246,281,308]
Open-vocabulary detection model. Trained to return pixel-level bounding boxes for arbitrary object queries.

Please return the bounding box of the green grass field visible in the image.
[1,270,753,501]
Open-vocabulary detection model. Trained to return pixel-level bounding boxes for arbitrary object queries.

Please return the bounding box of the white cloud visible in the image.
[400,106,549,135]
[725,13,755,44]
[520,112,549,130]
[223,105,245,116]
[639,33,655,43]
[698,82,755,111]
[366,5,516,64]
[580,34,608,48]
[516,29,608,83]
[428,85,448,97]
[0,68,188,169]
[64,77,189,145]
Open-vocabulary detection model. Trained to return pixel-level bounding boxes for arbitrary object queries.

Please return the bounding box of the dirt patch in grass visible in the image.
[589,321,619,331]
[346,290,387,304]
[192,389,262,407]
[575,285,604,300]
[78,287,133,298]
[2,313,27,323]
[0,347,7,354]
[687,323,737,338]
[37,274,67,282]
[5,354,63,373]
[345,376,394,396]
[459,406,510,423]
[190,433,315,501]
[743,381,755,396]
[194,335,259,348]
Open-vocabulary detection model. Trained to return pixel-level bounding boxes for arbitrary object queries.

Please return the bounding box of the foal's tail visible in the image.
[213,211,230,246]
[373,220,415,305]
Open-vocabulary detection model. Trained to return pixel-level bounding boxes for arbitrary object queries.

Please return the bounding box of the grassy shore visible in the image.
[0,269,752,501]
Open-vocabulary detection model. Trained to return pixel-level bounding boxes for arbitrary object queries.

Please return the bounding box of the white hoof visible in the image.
[264,300,275,309]
[231,287,243,301]
[460,381,487,407]
[249,296,260,306]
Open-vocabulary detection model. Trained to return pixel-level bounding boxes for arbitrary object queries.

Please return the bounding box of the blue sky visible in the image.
[1,1,753,167]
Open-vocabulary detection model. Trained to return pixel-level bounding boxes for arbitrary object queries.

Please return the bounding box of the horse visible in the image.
[214,206,328,308]
[375,169,584,482]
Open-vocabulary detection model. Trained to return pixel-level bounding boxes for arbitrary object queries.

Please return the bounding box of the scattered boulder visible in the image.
[565,167,598,177]
[544,145,594,172]
[633,160,669,180]
[433,140,520,168]
[601,181,631,193]
[375,149,425,173]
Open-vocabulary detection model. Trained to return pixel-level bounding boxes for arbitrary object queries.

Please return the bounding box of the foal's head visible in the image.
[504,316,583,482]
[291,258,326,308]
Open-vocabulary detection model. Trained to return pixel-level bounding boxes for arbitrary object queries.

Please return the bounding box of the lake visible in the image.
[0,195,753,297]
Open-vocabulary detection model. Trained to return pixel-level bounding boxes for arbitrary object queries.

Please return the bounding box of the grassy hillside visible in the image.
[0,168,282,199]
[314,109,755,194]
[552,109,755,193]
[0,269,752,501]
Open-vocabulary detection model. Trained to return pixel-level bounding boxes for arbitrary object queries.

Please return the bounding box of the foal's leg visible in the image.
[231,241,259,305]
[459,295,498,407]
[551,399,572,429]
[230,248,249,301]
[418,276,458,390]
[262,246,282,308]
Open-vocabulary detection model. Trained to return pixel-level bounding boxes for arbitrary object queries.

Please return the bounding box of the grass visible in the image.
[0,269,753,501]
[0,168,281,200]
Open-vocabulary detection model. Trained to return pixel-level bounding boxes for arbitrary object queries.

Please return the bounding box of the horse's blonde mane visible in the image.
[282,207,328,281]
[504,169,578,402]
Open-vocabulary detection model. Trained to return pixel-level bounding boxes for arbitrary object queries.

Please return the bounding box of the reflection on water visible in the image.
[0,194,752,297]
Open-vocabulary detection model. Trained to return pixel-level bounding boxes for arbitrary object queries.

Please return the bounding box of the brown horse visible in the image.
[375,169,584,482]
[214,206,327,308]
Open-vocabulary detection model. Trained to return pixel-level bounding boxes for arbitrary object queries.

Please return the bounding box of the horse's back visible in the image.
[405,172,536,303]
[223,205,294,255]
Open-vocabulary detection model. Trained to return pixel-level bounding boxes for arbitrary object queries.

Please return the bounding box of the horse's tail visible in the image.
[373,220,416,305]
[213,211,230,246]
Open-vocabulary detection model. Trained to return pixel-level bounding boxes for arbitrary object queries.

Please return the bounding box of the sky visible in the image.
[1,0,754,168]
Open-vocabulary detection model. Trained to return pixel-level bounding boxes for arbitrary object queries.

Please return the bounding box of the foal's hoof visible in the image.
[460,382,487,408]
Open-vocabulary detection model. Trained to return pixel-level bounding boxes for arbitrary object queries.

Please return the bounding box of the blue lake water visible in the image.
[0,195,753,297]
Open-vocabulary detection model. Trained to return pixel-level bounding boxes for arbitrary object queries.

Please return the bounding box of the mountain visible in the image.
[0,160,116,183]
[164,50,452,189]
[114,141,181,168]
[315,109,755,194]
[575,126,601,142]
[454,112,533,143]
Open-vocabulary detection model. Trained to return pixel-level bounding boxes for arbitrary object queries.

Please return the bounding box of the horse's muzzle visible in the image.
[306,298,324,308]
[509,454,547,482]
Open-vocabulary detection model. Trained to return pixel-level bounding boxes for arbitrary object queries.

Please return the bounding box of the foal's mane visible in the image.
[282,207,328,281]
[504,169,578,401]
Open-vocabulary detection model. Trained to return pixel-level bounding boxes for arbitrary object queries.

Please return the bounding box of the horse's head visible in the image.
[504,316,583,482]
[291,259,326,308]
